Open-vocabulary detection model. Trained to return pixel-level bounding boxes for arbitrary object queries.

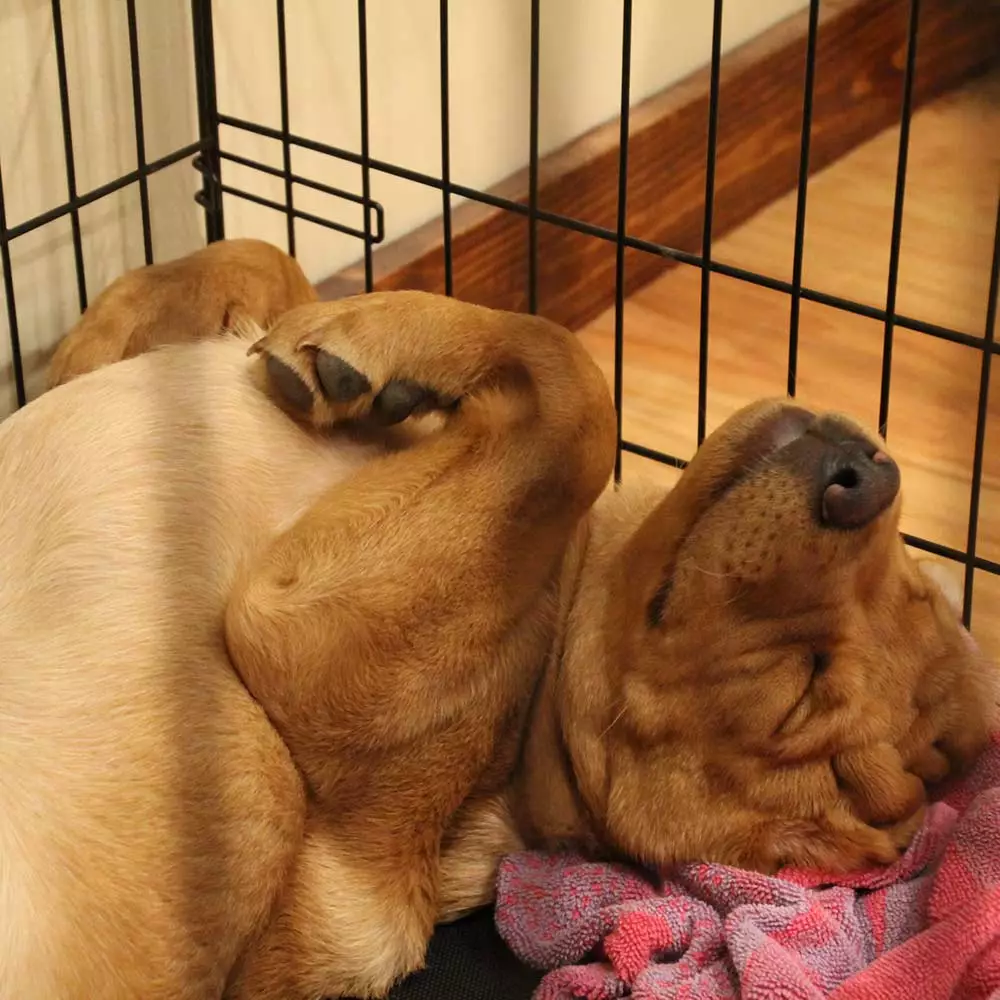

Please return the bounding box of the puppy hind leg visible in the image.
[225,293,615,997]
[230,799,526,1000]
[228,293,616,759]
[436,794,525,924]
[226,815,428,1000]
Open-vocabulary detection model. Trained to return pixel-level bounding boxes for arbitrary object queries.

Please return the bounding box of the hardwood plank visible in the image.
[318,0,999,334]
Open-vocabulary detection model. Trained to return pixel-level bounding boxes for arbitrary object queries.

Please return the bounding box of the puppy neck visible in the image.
[509,478,666,855]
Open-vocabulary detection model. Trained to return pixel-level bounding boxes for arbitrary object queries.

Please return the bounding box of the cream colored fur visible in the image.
[0,332,375,999]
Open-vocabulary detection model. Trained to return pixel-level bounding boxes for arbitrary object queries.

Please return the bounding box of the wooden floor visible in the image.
[577,71,1000,659]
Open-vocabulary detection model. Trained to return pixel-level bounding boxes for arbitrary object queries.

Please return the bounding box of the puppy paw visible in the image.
[250,335,451,429]
[905,741,952,785]
[881,804,926,855]
[833,743,927,827]
[766,814,904,873]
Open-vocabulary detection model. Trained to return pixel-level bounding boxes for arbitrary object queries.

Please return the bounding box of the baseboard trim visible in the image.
[316,0,998,331]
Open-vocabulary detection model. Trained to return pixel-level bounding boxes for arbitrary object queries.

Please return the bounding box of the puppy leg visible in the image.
[227,812,425,1000]
[437,794,525,924]
[229,796,523,1000]
[226,293,616,998]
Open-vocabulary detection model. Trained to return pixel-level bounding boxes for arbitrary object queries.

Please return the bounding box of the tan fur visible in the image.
[46,238,317,388]
[1,253,995,1000]
[512,401,997,873]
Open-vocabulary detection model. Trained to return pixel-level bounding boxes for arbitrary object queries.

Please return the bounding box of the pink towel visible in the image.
[495,733,1000,1000]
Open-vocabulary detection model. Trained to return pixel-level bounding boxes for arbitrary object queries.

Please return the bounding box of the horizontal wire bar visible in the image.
[208,182,377,242]
[901,533,1000,575]
[2,141,204,244]
[209,151,384,241]
[215,114,997,354]
[217,150,373,207]
[620,439,688,469]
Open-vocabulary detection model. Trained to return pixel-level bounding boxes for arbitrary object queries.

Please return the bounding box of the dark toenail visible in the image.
[315,351,372,402]
[372,379,429,426]
[266,355,313,412]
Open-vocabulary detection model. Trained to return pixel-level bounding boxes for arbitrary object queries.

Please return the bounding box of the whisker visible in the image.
[678,556,740,580]
[598,703,628,741]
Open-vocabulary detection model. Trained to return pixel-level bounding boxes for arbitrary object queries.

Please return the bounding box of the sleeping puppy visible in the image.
[46,237,317,387]
[1,280,994,1000]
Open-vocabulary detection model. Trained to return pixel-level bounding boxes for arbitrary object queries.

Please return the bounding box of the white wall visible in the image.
[0,0,806,415]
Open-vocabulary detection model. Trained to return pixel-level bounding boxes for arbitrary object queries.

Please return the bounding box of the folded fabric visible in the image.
[495,733,1000,1000]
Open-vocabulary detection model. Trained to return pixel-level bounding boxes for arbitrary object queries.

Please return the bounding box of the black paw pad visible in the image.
[371,379,431,426]
[266,355,313,413]
[315,351,372,403]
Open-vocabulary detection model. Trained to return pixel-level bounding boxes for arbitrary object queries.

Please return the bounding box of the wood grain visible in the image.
[576,72,1000,659]
[318,0,999,334]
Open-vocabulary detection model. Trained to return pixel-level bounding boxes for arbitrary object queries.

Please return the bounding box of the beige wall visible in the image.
[0,0,806,415]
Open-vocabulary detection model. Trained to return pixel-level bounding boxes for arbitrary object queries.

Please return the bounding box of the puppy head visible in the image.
[573,399,995,873]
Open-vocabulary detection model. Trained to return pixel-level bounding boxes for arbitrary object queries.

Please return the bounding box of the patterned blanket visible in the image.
[495,734,1000,999]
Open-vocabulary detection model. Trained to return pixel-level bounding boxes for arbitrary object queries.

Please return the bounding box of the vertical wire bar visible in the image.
[125,0,153,265]
[51,0,88,310]
[612,0,634,483]
[276,0,296,256]
[878,0,921,438]
[697,0,724,445]
[439,0,453,296]
[787,0,820,398]
[357,0,373,292]
[962,195,1000,626]
[527,0,541,314]
[191,0,224,241]
[0,167,27,408]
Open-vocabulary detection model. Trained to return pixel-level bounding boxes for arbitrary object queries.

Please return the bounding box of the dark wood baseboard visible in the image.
[317,0,998,331]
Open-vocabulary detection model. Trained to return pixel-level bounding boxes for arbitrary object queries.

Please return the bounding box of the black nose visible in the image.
[819,442,900,529]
